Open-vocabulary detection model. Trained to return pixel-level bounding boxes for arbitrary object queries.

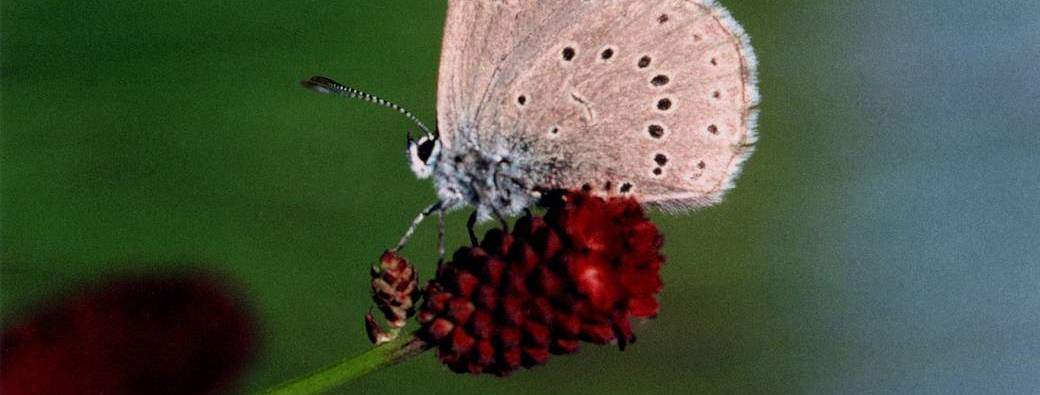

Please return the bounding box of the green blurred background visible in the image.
[3,1,1038,393]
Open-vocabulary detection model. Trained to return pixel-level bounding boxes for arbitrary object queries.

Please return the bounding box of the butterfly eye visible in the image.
[417,138,437,163]
[407,136,439,180]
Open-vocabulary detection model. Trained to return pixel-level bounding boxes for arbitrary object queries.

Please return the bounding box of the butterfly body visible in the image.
[428,128,542,219]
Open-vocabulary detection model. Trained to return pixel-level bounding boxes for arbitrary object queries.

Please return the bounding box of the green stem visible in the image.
[262,335,430,395]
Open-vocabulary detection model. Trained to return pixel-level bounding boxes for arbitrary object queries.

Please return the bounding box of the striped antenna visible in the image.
[301,75,434,138]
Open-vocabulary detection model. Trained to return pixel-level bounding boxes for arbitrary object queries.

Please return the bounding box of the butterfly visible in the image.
[304,0,758,255]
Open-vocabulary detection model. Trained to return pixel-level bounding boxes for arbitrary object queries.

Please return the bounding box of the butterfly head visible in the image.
[407,132,441,179]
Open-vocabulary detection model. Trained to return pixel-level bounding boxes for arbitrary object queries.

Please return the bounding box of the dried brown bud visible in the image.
[371,250,419,328]
[366,250,420,344]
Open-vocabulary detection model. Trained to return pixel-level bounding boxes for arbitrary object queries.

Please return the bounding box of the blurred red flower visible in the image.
[1,271,259,394]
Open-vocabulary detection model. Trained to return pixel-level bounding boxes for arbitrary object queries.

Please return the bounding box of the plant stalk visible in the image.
[262,335,430,395]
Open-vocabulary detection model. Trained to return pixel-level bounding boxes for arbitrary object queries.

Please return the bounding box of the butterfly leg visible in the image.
[466,211,479,246]
[463,208,507,247]
[436,207,446,269]
[490,206,509,232]
[487,160,514,231]
[394,201,443,252]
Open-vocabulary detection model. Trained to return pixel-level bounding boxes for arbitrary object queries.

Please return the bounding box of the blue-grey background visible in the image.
[2,1,1038,393]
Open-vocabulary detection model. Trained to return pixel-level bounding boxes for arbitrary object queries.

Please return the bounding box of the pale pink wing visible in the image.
[436,1,581,150]
[437,0,758,210]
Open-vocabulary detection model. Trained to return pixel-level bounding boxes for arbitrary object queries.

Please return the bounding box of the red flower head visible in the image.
[417,191,665,375]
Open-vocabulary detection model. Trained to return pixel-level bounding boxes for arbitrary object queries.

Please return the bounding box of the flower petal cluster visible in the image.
[417,191,664,375]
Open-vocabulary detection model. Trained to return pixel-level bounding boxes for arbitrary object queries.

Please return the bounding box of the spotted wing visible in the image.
[436,1,580,148]
[437,0,758,210]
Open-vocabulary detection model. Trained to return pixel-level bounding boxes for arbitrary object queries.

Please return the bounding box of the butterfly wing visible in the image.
[437,0,758,211]
[436,1,583,148]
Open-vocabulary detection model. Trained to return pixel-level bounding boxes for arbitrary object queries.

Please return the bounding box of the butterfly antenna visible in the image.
[301,75,434,138]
